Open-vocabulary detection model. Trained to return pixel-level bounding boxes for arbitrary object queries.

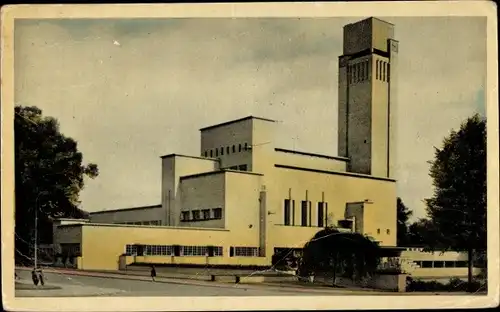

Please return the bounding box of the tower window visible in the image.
[376,60,380,80]
[226,146,230,154]
[244,143,248,150]
[317,202,325,227]
[239,144,242,152]
[360,63,364,81]
[209,150,213,157]
[387,63,390,82]
[382,62,386,81]
[215,149,219,157]
[365,61,369,80]
[220,147,224,155]
[204,151,208,157]
[301,201,308,226]
[232,145,236,153]
[284,199,291,226]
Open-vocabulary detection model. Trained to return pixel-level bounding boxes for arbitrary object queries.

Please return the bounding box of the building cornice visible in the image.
[275,148,349,162]
[90,205,162,215]
[160,153,219,161]
[274,164,396,182]
[199,116,276,132]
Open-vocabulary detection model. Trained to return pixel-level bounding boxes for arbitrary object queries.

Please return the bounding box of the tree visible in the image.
[298,227,381,286]
[407,218,440,247]
[425,114,486,292]
[396,197,413,246]
[15,106,99,265]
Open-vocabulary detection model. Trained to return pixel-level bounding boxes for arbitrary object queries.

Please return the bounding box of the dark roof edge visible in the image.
[160,153,219,161]
[275,148,349,162]
[199,116,276,132]
[180,169,263,181]
[274,164,396,183]
[90,205,162,215]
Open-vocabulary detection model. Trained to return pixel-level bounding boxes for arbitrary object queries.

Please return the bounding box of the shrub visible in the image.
[406,276,487,292]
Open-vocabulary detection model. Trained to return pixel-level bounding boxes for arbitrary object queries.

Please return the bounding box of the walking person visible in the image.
[37,268,45,286]
[150,265,156,282]
[31,268,39,286]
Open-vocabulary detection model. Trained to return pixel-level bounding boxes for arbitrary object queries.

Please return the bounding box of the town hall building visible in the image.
[54,17,403,271]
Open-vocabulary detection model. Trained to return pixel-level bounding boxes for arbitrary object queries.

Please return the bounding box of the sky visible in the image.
[14,17,486,221]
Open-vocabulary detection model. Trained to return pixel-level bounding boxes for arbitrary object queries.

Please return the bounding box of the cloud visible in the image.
[14,17,486,218]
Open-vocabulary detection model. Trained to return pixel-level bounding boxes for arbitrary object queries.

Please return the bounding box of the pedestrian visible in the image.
[37,268,45,286]
[150,265,156,282]
[31,268,39,286]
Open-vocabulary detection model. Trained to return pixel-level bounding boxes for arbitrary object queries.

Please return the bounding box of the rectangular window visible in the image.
[284,199,291,225]
[292,200,295,225]
[210,150,213,157]
[202,209,211,220]
[220,147,224,155]
[204,151,208,157]
[213,208,222,219]
[421,261,433,268]
[433,261,444,268]
[181,211,190,221]
[244,143,248,150]
[215,149,219,157]
[125,244,138,256]
[207,246,223,257]
[238,164,247,171]
[192,210,200,221]
[456,261,467,268]
[226,146,230,154]
[233,247,259,257]
[301,201,308,226]
[317,202,324,227]
[181,246,208,256]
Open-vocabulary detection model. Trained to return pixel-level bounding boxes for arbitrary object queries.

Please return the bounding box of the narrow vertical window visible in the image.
[377,60,381,80]
[301,201,308,226]
[308,201,312,227]
[226,146,230,154]
[215,149,219,157]
[387,63,391,82]
[232,145,236,153]
[209,150,213,157]
[365,61,369,80]
[220,147,224,155]
[238,144,242,152]
[324,202,328,227]
[284,199,291,226]
[317,202,324,227]
[244,143,248,150]
[204,151,208,157]
[382,62,386,81]
[360,62,364,81]
[292,200,296,225]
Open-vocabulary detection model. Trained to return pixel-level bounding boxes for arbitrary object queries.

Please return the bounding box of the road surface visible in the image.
[14,270,341,297]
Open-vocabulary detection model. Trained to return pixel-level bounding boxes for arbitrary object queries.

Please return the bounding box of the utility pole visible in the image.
[34,201,38,269]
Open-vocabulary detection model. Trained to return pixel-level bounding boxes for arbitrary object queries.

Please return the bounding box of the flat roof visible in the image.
[275,164,396,183]
[160,153,219,161]
[90,204,162,215]
[58,223,230,232]
[275,148,350,162]
[199,116,276,132]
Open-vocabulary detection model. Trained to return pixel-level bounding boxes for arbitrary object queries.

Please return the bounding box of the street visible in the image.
[14,269,342,297]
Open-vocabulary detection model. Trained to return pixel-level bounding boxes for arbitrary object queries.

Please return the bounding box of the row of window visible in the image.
[346,59,390,84]
[125,244,259,257]
[414,260,469,268]
[347,60,370,84]
[203,143,249,158]
[283,199,329,227]
[119,220,162,226]
[375,59,390,82]
[180,208,222,222]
